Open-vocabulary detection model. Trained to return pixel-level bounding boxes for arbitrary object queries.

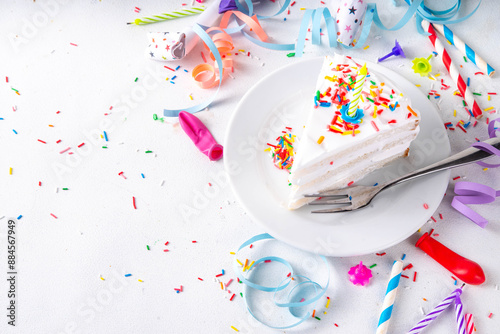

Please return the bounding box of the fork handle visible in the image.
[383,136,500,190]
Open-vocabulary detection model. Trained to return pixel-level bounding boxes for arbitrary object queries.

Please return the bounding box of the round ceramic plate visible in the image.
[224,56,450,257]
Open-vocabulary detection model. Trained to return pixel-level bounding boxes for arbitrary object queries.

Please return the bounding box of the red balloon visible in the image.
[415,233,485,285]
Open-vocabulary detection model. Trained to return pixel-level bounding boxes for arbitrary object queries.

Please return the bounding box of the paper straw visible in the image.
[421,20,483,119]
[455,295,467,334]
[376,260,403,334]
[432,23,495,77]
[465,313,474,334]
[407,288,462,334]
[128,6,206,25]
[348,63,367,117]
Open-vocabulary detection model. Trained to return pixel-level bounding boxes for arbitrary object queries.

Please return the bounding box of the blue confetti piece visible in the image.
[171,75,177,80]
[103,131,108,142]
[125,274,132,277]
[141,173,145,178]
[13,129,17,134]
[175,65,180,70]
[17,215,22,219]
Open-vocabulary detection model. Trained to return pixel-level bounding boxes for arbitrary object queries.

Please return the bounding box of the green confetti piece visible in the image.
[153,114,158,120]
[286,52,295,57]
[146,245,150,250]
[369,264,377,268]
[463,56,467,62]
[473,92,482,96]
[145,150,153,153]
[315,317,321,320]
[102,146,108,149]
[62,188,68,190]
[134,77,138,82]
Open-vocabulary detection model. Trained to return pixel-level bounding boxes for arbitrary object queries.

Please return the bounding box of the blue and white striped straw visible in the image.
[376,260,403,334]
[432,23,495,77]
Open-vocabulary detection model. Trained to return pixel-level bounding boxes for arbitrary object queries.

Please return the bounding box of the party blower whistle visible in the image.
[415,232,485,285]
[178,111,223,161]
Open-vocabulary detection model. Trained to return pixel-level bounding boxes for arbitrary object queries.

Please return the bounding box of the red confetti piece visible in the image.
[164,66,175,71]
[376,252,386,256]
[132,196,137,209]
[230,293,236,301]
[423,203,429,209]
[413,272,417,282]
[70,43,78,46]
[192,240,197,243]
[78,143,85,148]
[431,216,437,222]
[50,213,58,219]
[38,139,47,144]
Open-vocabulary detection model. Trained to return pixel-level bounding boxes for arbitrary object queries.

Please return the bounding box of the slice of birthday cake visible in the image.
[288,54,420,209]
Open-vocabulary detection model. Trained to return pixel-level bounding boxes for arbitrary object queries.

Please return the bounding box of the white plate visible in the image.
[224,57,450,257]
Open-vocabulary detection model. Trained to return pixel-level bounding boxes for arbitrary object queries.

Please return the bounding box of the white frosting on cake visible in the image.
[288,54,420,209]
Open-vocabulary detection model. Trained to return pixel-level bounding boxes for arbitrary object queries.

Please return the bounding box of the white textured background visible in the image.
[0,0,499,333]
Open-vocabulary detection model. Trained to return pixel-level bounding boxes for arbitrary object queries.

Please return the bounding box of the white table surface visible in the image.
[1,0,499,333]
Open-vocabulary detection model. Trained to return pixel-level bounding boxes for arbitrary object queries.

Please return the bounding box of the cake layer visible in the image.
[289,134,415,209]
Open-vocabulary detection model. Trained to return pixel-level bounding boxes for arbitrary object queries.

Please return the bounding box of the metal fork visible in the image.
[306,136,500,213]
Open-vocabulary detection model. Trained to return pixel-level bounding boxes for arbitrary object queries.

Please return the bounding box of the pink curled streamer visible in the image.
[451,117,500,228]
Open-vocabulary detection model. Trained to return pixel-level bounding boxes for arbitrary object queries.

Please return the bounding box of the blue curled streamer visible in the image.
[233,233,329,329]
[163,0,481,115]
[164,24,224,117]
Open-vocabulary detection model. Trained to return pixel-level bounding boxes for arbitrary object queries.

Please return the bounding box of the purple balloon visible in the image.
[219,0,238,14]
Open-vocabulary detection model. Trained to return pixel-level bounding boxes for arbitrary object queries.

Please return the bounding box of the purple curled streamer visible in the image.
[451,117,500,227]
[451,182,499,228]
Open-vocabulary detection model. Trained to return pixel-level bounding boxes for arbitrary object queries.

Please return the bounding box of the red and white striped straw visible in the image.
[421,20,483,119]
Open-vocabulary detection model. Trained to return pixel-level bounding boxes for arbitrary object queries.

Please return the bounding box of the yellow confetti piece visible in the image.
[229,252,235,255]
[236,259,243,266]
[363,45,370,50]
[317,136,325,144]
[9,167,13,175]
[435,73,441,77]
[488,95,491,101]
[220,282,224,289]
[341,130,361,136]
[100,276,105,281]
[483,168,488,171]
[485,107,494,111]
[454,110,457,117]
[264,147,271,152]
[138,279,143,282]
[326,298,331,308]
[415,84,421,87]
[231,326,239,332]
[247,261,255,271]
[373,106,378,119]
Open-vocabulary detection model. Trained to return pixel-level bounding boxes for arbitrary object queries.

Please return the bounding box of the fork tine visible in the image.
[305,188,349,197]
[311,206,351,213]
[308,198,351,205]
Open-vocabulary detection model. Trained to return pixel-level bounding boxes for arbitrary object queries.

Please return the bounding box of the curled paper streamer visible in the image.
[233,233,329,329]
[192,26,234,89]
[451,118,500,227]
[335,0,367,46]
[452,182,499,228]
